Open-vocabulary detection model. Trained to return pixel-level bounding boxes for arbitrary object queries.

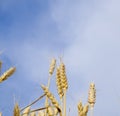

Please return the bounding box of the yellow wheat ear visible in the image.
[0,67,16,83]
[56,67,64,99]
[88,82,96,116]
[41,85,60,110]
[59,62,68,91]
[0,112,2,116]
[13,103,20,116]
[88,82,96,108]
[49,58,56,75]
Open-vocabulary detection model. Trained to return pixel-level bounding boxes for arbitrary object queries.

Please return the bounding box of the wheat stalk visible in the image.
[0,67,16,83]
[45,58,56,116]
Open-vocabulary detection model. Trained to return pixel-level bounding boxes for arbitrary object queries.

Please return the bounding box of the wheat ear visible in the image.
[49,58,56,76]
[59,62,68,116]
[0,67,16,83]
[13,103,20,116]
[88,82,96,116]
[41,85,62,116]
[56,67,64,99]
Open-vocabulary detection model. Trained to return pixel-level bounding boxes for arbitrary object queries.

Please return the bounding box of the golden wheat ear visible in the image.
[0,67,16,83]
[49,58,56,75]
[56,67,64,99]
[88,82,96,108]
[13,103,20,116]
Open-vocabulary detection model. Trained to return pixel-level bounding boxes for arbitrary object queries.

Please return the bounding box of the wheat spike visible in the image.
[0,67,16,83]
[41,85,61,111]
[22,107,30,116]
[88,83,96,108]
[0,112,2,116]
[13,103,20,116]
[56,67,64,99]
[49,58,56,75]
[59,62,68,90]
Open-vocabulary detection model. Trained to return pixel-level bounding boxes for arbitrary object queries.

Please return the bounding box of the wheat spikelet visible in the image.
[30,112,36,116]
[59,62,68,90]
[49,58,56,75]
[22,107,30,116]
[37,111,45,116]
[0,67,16,83]
[41,85,61,111]
[56,67,64,99]
[13,103,20,116]
[88,83,96,108]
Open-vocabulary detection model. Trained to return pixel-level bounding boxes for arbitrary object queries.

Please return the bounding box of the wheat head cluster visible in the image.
[0,58,96,116]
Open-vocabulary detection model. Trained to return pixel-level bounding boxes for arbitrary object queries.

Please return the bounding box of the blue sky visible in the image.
[0,0,120,115]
